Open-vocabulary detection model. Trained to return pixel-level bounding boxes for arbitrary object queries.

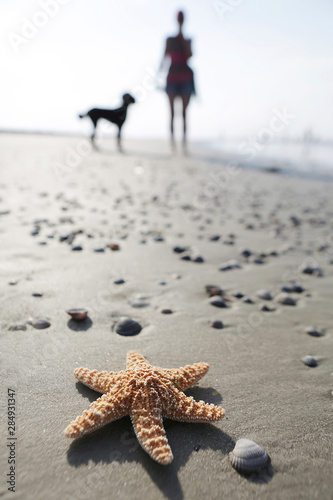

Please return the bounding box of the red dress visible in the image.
[166,36,195,97]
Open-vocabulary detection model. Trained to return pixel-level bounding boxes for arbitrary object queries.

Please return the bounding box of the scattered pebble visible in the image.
[233,291,244,299]
[108,243,120,251]
[209,296,228,308]
[210,320,224,329]
[299,263,323,276]
[8,324,27,331]
[302,355,317,367]
[180,253,191,261]
[128,296,150,308]
[30,318,51,330]
[205,285,223,297]
[243,297,254,304]
[219,260,241,271]
[161,308,173,314]
[193,255,204,263]
[32,293,43,297]
[115,317,142,336]
[275,293,296,306]
[94,248,105,253]
[256,289,272,300]
[281,283,304,293]
[259,303,275,312]
[173,246,187,254]
[114,279,125,285]
[305,326,323,338]
[72,245,83,251]
[209,235,220,241]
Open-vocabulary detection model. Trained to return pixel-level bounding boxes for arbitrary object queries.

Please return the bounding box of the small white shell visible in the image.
[229,439,270,473]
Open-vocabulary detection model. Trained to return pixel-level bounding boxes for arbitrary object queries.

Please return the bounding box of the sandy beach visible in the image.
[0,133,332,500]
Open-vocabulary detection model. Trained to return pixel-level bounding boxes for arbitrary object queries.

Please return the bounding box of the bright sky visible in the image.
[1,0,333,140]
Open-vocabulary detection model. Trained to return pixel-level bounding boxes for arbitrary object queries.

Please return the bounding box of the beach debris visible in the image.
[180,253,191,261]
[299,263,323,276]
[210,320,224,329]
[29,318,51,329]
[114,279,125,285]
[219,259,241,271]
[161,309,173,314]
[229,439,270,474]
[281,283,304,293]
[209,296,228,308]
[108,243,120,251]
[302,355,317,367]
[115,317,142,336]
[242,297,254,304]
[193,255,204,263]
[240,249,252,258]
[274,293,296,306]
[256,289,272,301]
[128,295,150,308]
[173,246,187,254]
[65,350,225,464]
[205,285,223,297]
[305,326,323,338]
[8,324,27,331]
[66,308,89,321]
[259,303,275,312]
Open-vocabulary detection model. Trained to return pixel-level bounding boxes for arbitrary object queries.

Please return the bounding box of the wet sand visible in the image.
[0,133,332,500]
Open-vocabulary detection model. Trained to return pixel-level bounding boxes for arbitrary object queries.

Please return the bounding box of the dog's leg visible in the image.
[117,125,123,152]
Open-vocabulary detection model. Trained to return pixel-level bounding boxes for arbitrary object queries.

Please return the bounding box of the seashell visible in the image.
[274,292,296,306]
[205,285,223,297]
[108,243,120,251]
[66,308,88,321]
[115,317,142,336]
[302,355,317,367]
[229,439,270,473]
[30,318,51,330]
[209,296,228,308]
[210,320,224,329]
[256,289,272,301]
[305,326,322,338]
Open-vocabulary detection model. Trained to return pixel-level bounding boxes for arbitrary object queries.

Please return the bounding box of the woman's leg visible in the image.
[167,94,176,148]
[181,94,190,147]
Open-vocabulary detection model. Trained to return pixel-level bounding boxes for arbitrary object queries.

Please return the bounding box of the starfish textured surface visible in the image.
[65,351,225,465]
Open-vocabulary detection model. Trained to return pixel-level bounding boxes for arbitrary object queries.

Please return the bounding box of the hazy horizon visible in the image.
[1,0,333,141]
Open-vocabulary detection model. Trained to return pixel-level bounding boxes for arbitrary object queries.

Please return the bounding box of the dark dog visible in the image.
[79,93,135,150]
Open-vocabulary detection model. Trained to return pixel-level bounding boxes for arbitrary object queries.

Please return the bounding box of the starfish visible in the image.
[65,351,225,465]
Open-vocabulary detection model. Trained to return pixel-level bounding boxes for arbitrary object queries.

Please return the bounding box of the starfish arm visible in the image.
[161,386,225,423]
[65,385,131,438]
[163,362,210,390]
[130,387,173,465]
[74,367,126,393]
[126,350,151,370]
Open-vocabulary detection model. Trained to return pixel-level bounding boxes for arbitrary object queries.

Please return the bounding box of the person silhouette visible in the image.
[160,10,195,150]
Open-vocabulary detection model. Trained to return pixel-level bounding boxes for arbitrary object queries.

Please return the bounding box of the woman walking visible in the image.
[160,10,195,150]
